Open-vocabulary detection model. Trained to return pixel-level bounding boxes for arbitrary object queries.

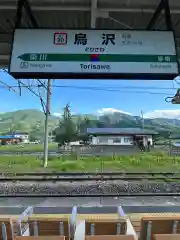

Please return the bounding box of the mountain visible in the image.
[98,112,180,134]
[0,109,180,139]
[0,109,58,136]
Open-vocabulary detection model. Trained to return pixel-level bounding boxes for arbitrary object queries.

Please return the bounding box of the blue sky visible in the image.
[1,70,180,118]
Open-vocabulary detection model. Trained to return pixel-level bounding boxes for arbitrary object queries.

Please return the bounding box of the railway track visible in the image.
[0,172,178,176]
[0,172,179,182]
[0,177,179,181]
[0,172,179,197]
[1,193,180,197]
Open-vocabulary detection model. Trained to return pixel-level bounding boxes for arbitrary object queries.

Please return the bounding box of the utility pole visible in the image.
[141,110,145,151]
[141,110,144,133]
[43,79,51,168]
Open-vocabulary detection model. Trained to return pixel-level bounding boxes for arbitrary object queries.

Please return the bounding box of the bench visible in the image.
[0,218,14,240]
[140,216,180,240]
[153,234,180,240]
[85,219,127,236]
[28,217,70,240]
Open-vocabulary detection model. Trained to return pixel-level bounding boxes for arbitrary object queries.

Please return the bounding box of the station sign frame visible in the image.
[9,28,179,80]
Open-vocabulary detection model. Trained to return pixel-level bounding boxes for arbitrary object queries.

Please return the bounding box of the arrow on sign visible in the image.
[18,54,48,61]
[17,53,177,63]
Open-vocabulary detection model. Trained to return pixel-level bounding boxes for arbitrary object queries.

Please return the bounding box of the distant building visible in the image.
[169,134,180,147]
[86,128,158,146]
[0,135,20,145]
[6,132,29,143]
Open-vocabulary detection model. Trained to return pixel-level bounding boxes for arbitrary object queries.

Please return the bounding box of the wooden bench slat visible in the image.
[85,235,136,240]
[28,219,70,240]
[141,217,180,240]
[85,220,127,236]
[28,217,69,221]
[153,234,180,240]
[142,217,180,221]
[0,219,14,240]
[15,237,65,240]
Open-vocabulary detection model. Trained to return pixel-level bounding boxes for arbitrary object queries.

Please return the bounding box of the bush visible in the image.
[0,152,179,173]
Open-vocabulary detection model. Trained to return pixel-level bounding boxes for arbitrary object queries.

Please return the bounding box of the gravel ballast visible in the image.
[0,181,180,196]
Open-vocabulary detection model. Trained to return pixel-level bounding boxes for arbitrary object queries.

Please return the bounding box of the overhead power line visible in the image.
[0,84,176,90]
[1,70,48,114]
[0,84,174,96]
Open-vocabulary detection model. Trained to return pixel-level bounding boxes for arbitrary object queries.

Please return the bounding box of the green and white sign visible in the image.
[9,29,179,79]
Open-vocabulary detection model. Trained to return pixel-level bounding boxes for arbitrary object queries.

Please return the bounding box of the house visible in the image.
[0,135,20,145]
[6,132,29,143]
[86,128,158,146]
[169,134,180,147]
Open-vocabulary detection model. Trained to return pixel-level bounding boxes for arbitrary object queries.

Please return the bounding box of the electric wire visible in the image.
[0,84,175,96]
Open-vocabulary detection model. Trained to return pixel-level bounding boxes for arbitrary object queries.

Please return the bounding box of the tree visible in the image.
[29,123,44,142]
[53,104,77,145]
[76,115,82,133]
[78,116,91,133]
[9,124,16,133]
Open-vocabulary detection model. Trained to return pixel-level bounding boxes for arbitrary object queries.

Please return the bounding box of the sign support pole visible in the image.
[43,79,51,168]
[146,0,164,30]
[146,0,172,31]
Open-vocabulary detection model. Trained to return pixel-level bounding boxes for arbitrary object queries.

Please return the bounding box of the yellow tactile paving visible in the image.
[14,214,71,221]
[76,214,121,220]
[30,214,71,218]
[128,212,180,220]
[0,215,20,220]
[3,212,180,223]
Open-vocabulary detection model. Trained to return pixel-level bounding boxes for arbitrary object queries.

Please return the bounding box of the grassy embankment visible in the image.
[0,143,57,152]
[0,152,179,173]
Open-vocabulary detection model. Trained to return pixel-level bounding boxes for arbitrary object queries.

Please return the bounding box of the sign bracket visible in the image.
[146,0,172,31]
[13,0,49,115]
[15,0,38,29]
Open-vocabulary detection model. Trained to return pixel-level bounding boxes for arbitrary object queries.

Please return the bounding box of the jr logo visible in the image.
[54,32,67,45]
[20,61,29,69]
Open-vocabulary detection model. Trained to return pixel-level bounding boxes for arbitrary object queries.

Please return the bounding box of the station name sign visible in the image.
[9,29,179,80]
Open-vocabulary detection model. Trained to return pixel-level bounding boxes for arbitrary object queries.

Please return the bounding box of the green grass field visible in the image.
[0,143,57,152]
[0,152,179,173]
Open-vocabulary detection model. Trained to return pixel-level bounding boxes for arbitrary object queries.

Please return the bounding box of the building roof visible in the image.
[0,135,19,139]
[0,0,180,67]
[87,127,158,135]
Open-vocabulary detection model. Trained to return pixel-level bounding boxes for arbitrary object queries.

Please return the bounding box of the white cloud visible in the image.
[52,112,62,117]
[144,110,180,119]
[97,108,131,115]
[52,111,76,117]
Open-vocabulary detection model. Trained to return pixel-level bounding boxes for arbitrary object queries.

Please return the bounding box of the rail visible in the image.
[0,176,180,181]
[0,172,179,176]
[0,172,179,181]
[1,193,180,197]
[0,171,180,181]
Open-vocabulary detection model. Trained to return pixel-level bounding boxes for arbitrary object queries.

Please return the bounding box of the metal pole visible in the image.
[141,110,144,132]
[169,131,172,156]
[141,110,145,151]
[163,0,172,31]
[43,79,51,168]
[100,156,104,205]
[146,0,164,30]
